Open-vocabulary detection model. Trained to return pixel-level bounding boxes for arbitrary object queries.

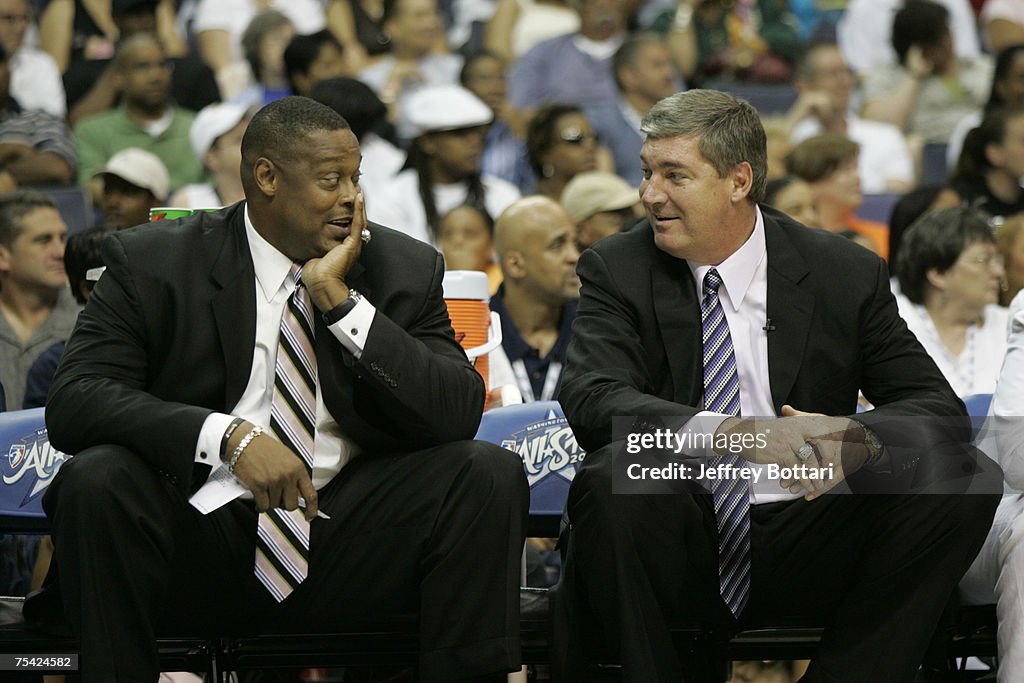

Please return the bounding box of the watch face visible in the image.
[864,427,882,453]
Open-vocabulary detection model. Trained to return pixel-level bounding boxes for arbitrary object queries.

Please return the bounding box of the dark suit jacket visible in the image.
[45,202,485,497]
[560,206,969,478]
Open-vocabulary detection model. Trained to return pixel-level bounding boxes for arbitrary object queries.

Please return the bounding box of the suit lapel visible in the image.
[207,205,257,410]
[651,250,702,405]
[764,216,814,413]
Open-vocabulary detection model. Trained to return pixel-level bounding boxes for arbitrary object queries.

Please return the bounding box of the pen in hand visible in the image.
[298,497,330,520]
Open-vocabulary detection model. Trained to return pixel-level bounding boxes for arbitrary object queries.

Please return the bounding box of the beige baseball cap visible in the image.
[560,171,639,222]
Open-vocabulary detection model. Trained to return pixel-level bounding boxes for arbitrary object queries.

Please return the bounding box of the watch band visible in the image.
[322,289,362,325]
[854,420,884,464]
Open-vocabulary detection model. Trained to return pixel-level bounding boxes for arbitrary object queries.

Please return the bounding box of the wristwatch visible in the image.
[857,421,885,464]
[322,289,362,325]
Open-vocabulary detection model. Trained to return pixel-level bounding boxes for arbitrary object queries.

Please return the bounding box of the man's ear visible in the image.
[730,161,754,202]
[253,157,278,197]
[502,249,527,279]
[203,148,219,174]
[0,243,11,274]
[618,66,637,93]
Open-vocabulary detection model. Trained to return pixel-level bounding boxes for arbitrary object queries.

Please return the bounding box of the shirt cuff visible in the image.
[196,412,235,472]
[328,295,375,358]
[677,411,731,459]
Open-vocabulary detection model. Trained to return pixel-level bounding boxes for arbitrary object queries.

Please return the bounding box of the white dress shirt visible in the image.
[192,207,377,491]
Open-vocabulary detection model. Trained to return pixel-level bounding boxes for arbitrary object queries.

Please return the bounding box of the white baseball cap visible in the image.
[189,103,250,160]
[95,148,171,201]
[403,85,493,138]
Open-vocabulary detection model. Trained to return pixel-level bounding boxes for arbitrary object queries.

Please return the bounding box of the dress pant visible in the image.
[556,442,1001,683]
[40,440,529,682]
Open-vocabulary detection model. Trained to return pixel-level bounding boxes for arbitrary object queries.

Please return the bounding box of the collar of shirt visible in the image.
[572,33,625,60]
[113,105,175,137]
[141,108,174,137]
[687,205,766,312]
[490,286,577,363]
[486,119,513,143]
[244,203,296,303]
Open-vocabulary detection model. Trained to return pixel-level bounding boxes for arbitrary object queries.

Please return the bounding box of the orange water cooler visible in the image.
[442,271,502,409]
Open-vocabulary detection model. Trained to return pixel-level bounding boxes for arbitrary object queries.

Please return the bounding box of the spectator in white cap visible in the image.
[368,84,521,246]
[560,170,640,250]
[168,103,251,209]
[95,148,170,229]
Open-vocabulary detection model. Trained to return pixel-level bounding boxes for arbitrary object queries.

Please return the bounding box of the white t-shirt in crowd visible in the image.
[368,168,521,247]
[791,115,914,195]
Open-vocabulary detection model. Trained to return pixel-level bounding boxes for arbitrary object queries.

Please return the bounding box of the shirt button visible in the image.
[200,451,208,460]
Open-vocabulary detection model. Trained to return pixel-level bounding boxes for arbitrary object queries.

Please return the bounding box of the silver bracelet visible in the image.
[228,425,264,474]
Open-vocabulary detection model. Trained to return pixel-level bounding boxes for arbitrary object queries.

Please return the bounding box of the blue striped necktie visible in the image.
[255,264,317,602]
[700,268,751,617]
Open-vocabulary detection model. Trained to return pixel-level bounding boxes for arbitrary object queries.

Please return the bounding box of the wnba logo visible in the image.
[7,444,25,470]
[3,430,67,503]
[501,413,585,486]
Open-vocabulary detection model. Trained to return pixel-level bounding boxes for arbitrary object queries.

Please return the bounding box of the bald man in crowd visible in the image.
[489,196,581,404]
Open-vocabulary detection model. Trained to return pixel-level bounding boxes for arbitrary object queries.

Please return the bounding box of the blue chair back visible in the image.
[476,401,582,533]
[962,393,993,418]
[962,393,993,442]
[858,193,900,225]
[38,186,94,235]
[703,81,799,115]
[0,408,68,531]
[921,142,950,187]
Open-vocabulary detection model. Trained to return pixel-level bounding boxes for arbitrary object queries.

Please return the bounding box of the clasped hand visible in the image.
[716,405,872,500]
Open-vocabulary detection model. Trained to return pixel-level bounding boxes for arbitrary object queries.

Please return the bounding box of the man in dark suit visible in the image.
[557,89,1000,681]
[39,96,528,682]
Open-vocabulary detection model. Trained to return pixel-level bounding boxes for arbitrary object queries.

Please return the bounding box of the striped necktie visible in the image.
[255,264,317,602]
[701,268,751,617]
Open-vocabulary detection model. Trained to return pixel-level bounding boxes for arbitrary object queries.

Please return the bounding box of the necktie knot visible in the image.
[291,263,304,289]
[703,268,723,298]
